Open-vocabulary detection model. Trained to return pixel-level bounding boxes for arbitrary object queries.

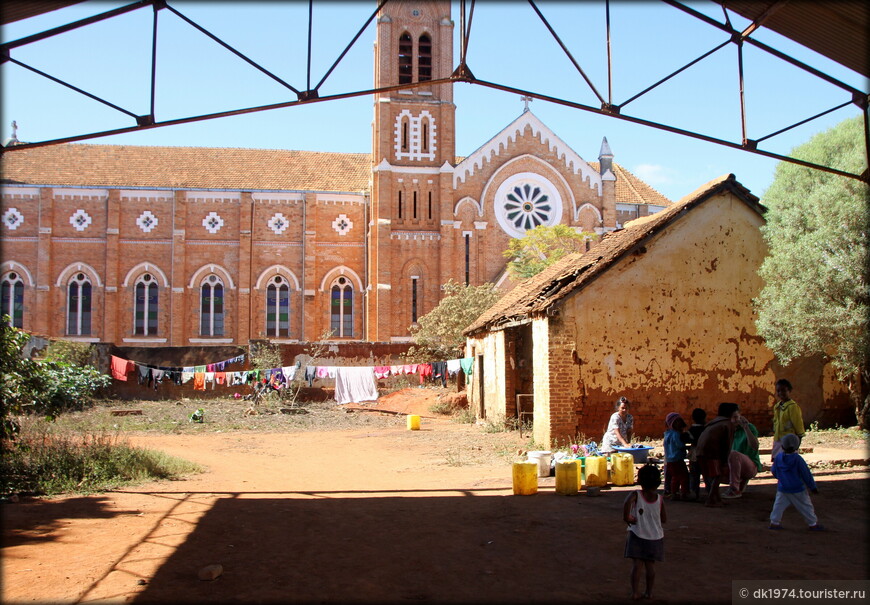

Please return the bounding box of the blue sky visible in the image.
[2,1,866,201]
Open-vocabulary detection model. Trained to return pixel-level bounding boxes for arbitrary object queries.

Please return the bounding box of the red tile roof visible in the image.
[1,144,372,192]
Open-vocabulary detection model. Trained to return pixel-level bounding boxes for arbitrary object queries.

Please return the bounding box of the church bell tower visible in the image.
[368,0,455,341]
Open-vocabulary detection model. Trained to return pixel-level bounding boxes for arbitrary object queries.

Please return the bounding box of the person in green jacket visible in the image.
[771,378,805,461]
[722,414,762,498]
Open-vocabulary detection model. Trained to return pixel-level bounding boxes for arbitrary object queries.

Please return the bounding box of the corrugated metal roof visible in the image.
[463,174,763,336]
[713,0,868,78]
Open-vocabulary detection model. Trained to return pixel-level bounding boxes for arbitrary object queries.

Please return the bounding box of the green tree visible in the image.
[1,319,111,438]
[407,280,501,359]
[754,115,869,429]
[503,224,596,279]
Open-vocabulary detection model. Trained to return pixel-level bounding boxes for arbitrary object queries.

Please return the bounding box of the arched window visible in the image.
[398,32,413,84]
[266,275,291,338]
[418,34,432,81]
[67,272,92,335]
[411,276,419,323]
[200,274,224,336]
[330,276,353,338]
[1,272,24,328]
[134,273,159,335]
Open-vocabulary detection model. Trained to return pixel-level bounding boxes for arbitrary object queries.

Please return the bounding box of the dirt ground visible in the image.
[2,391,868,604]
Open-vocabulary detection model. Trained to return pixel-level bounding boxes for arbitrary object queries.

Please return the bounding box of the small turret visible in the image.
[598,136,613,176]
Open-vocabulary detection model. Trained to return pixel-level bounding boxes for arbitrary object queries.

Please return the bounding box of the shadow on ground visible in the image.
[129,476,869,604]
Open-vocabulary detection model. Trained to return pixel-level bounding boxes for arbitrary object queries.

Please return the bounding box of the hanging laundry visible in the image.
[374,366,391,379]
[204,372,216,389]
[183,366,195,374]
[215,371,226,386]
[181,371,194,384]
[282,366,297,382]
[334,366,379,405]
[206,364,216,372]
[193,373,206,391]
[446,358,461,376]
[194,365,206,373]
[305,366,317,387]
[110,355,134,381]
[390,365,402,376]
[137,365,152,387]
[151,369,165,390]
[432,361,447,387]
[460,357,474,376]
[417,363,433,385]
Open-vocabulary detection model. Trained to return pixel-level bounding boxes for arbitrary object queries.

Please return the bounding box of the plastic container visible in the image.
[407,415,421,430]
[613,445,653,464]
[555,460,579,495]
[512,461,538,495]
[584,455,607,487]
[610,452,635,486]
[526,450,553,478]
[574,459,584,490]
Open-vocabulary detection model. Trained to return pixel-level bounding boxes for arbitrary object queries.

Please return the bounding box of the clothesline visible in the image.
[107,354,475,395]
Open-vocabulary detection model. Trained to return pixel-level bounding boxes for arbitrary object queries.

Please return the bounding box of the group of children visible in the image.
[622,379,822,600]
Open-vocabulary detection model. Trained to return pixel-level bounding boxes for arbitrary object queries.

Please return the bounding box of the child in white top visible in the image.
[623,463,667,600]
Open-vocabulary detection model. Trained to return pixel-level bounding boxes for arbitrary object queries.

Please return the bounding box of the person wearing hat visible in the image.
[663,412,689,500]
[695,402,740,507]
[769,433,824,531]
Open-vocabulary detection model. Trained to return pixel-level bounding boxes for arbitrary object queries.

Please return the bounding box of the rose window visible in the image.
[268,212,289,235]
[202,211,224,234]
[2,207,24,230]
[70,209,93,232]
[494,173,563,238]
[504,183,552,232]
[136,210,158,233]
[332,213,353,236]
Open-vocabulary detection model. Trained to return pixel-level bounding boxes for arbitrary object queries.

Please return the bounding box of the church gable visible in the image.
[452,111,601,193]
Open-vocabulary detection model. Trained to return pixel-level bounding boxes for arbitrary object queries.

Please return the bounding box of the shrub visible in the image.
[1,422,202,496]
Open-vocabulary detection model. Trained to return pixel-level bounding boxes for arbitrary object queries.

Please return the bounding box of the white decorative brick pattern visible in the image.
[332,214,353,236]
[268,212,289,235]
[136,210,159,233]
[70,209,93,232]
[2,207,24,230]
[202,211,224,234]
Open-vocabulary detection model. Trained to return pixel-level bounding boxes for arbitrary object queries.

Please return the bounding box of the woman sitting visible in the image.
[601,396,634,454]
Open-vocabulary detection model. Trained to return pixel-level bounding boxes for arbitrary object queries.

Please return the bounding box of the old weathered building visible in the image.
[1,1,668,347]
[463,175,851,445]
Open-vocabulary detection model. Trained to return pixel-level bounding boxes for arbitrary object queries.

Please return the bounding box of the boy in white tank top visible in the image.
[623,464,667,600]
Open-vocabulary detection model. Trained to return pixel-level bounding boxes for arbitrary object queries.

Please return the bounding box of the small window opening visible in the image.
[398,33,413,84]
[418,34,432,82]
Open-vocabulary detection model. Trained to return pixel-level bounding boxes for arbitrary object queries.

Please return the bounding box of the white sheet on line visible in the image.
[334,366,379,405]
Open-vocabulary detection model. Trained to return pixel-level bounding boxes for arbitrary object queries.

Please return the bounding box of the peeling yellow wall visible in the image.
[553,191,848,442]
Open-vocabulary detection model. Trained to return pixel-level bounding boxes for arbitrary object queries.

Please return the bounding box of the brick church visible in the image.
[1,1,670,347]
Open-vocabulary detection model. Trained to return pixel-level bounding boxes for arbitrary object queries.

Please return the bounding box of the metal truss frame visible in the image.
[1,0,868,184]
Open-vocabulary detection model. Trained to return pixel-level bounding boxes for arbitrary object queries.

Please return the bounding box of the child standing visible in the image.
[769,433,824,531]
[687,408,707,501]
[663,413,690,500]
[623,464,667,600]
[771,379,805,461]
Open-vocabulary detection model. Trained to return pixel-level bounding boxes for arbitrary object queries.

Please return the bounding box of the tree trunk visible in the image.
[853,368,869,431]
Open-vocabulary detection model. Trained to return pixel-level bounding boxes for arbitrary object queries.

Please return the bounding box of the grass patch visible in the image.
[1,420,202,496]
[452,408,476,424]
